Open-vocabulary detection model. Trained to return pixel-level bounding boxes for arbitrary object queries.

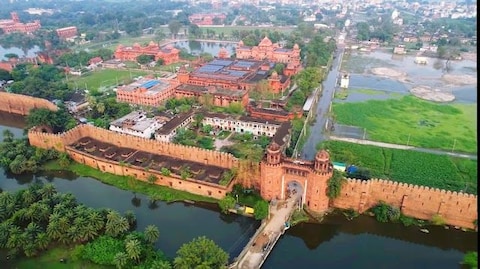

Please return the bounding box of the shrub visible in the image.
[371,201,400,223]
[218,196,236,214]
[253,200,269,220]
[82,236,125,265]
[399,215,417,227]
[327,170,347,199]
[462,252,478,269]
[431,214,446,226]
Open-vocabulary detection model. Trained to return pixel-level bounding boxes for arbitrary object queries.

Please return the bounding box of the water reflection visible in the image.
[172,41,236,56]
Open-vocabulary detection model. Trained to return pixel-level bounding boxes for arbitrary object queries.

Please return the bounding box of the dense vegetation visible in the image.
[7,63,73,101]
[0,130,60,174]
[319,141,477,194]
[462,251,478,269]
[26,106,77,133]
[332,95,477,154]
[0,184,229,268]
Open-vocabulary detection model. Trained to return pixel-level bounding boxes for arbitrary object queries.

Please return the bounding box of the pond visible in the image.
[171,40,236,57]
[0,45,41,61]
[343,50,477,104]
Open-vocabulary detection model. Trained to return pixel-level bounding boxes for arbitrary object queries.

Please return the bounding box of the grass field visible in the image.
[14,247,111,269]
[319,140,477,194]
[332,95,477,153]
[67,69,148,91]
[43,161,218,204]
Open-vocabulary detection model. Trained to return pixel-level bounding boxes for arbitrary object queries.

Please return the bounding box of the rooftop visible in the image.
[110,111,158,132]
[118,78,173,96]
[156,111,194,135]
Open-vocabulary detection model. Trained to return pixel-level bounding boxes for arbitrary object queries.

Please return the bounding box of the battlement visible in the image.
[0,92,58,115]
[335,177,478,229]
[29,124,238,169]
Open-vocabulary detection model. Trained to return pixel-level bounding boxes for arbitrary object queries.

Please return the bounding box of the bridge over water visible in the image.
[230,194,301,269]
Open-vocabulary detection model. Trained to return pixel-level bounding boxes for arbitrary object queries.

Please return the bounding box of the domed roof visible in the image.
[268,142,281,151]
[315,150,330,162]
[238,40,244,46]
[270,71,278,79]
[293,43,300,50]
[259,36,273,47]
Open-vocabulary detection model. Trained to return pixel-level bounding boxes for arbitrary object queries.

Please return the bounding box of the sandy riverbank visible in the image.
[410,86,455,102]
[370,67,407,81]
[441,74,477,86]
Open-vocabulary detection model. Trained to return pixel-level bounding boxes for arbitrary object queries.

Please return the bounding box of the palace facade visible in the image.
[114,42,180,65]
[236,37,302,76]
[56,26,78,40]
[0,12,41,34]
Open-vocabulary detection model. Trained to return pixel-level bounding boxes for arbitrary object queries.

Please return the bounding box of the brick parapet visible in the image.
[333,178,477,229]
[0,92,58,116]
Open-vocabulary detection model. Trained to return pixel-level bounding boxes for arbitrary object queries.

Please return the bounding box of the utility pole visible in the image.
[363,128,366,140]
[452,139,457,153]
[407,134,411,146]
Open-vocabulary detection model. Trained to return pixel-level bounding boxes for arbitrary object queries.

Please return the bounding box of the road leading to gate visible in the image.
[300,46,345,160]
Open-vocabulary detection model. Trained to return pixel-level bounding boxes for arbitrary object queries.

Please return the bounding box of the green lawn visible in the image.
[14,247,111,269]
[43,160,218,204]
[68,69,148,91]
[332,95,477,153]
[319,140,477,194]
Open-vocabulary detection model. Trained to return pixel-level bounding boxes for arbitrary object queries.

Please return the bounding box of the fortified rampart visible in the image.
[0,92,58,115]
[28,124,237,169]
[333,178,478,229]
[28,124,239,199]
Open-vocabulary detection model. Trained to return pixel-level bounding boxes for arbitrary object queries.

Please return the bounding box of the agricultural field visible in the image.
[319,141,477,195]
[332,95,477,153]
[67,69,148,91]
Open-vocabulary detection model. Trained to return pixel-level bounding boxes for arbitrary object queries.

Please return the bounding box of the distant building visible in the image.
[65,91,89,113]
[202,112,283,137]
[155,111,195,142]
[116,77,179,106]
[56,26,78,40]
[188,13,226,25]
[236,37,301,76]
[0,12,41,34]
[110,111,163,139]
[393,45,407,55]
[340,73,349,88]
[114,42,180,65]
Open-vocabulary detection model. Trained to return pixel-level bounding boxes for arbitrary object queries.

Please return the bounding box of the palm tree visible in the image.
[22,189,36,207]
[46,220,62,241]
[0,222,13,248]
[125,239,142,263]
[124,210,137,227]
[35,232,50,250]
[113,252,129,269]
[87,210,105,231]
[106,211,129,237]
[39,183,56,200]
[144,225,160,245]
[151,260,172,269]
[2,129,14,142]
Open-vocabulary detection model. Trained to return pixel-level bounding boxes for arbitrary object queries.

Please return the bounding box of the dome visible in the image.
[268,142,281,152]
[293,44,300,50]
[315,150,330,162]
[238,40,244,46]
[270,71,278,79]
[259,36,273,47]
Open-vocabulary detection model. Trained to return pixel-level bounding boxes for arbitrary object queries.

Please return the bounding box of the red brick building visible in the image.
[56,26,78,40]
[188,13,226,25]
[114,42,180,65]
[0,12,41,34]
[236,37,301,76]
[116,77,179,106]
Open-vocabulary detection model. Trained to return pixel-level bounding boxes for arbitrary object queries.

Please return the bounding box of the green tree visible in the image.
[125,238,142,262]
[327,170,346,199]
[136,54,154,65]
[144,225,160,245]
[188,24,203,38]
[218,196,236,214]
[105,211,130,237]
[113,252,129,269]
[168,20,182,38]
[147,174,158,184]
[152,260,173,269]
[462,251,478,269]
[174,236,229,269]
[253,200,269,220]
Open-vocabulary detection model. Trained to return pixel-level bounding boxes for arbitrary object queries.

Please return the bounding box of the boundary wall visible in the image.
[0,92,58,115]
[28,124,239,199]
[333,178,477,229]
[28,124,237,169]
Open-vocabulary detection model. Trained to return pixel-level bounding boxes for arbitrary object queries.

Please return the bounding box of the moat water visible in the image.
[0,113,477,268]
[0,45,41,61]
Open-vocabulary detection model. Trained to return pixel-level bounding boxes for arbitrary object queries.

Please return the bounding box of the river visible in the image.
[0,111,476,268]
[0,45,41,61]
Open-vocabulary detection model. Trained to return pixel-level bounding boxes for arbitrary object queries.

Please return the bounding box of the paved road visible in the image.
[329,136,478,160]
[301,47,345,160]
[237,195,299,269]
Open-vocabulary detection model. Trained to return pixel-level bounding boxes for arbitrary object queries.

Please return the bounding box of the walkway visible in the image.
[329,136,477,160]
[234,195,299,269]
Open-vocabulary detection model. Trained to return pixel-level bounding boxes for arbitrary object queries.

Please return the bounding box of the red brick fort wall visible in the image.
[0,92,58,115]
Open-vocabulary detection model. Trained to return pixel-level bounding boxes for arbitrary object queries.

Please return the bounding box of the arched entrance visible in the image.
[283,179,305,209]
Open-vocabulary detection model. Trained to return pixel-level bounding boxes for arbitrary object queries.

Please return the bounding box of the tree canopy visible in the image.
[173,236,229,269]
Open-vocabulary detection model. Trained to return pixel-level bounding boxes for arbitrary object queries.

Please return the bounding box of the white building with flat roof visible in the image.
[109,111,162,139]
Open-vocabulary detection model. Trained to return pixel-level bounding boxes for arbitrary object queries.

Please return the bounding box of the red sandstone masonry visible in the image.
[28,124,237,169]
[333,178,478,229]
[0,92,58,115]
